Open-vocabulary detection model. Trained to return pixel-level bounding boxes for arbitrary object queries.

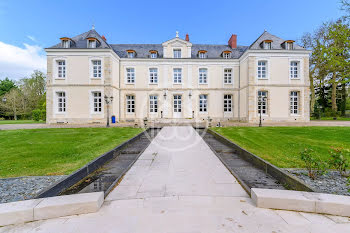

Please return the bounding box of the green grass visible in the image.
[0,120,45,124]
[212,127,350,168]
[311,117,350,121]
[0,127,143,178]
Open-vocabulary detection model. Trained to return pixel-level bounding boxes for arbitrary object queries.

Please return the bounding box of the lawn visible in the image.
[0,120,45,124]
[212,127,350,168]
[0,127,143,178]
[311,117,350,121]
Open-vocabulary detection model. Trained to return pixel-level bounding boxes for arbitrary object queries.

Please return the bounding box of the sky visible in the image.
[0,0,344,80]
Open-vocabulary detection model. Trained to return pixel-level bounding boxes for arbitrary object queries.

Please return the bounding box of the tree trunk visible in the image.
[341,82,346,116]
[309,68,316,114]
[331,73,338,116]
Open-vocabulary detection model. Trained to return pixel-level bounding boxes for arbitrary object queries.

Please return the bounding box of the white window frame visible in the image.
[263,42,272,50]
[149,95,158,113]
[199,94,208,113]
[224,68,233,84]
[127,52,135,58]
[90,59,102,79]
[173,68,182,84]
[199,52,206,59]
[257,60,269,80]
[173,49,181,58]
[88,40,96,48]
[126,67,135,84]
[286,42,294,50]
[149,68,158,84]
[62,40,70,48]
[290,61,300,79]
[126,95,135,113]
[257,91,268,115]
[290,91,299,115]
[198,68,208,84]
[224,94,232,112]
[150,52,157,58]
[223,52,231,59]
[56,60,66,79]
[56,91,66,113]
[91,91,103,113]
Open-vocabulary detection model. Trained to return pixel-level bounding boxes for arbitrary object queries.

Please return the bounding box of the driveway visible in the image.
[1,126,350,233]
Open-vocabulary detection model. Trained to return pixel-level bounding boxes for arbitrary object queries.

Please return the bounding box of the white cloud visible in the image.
[27,35,37,42]
[0,41,46,80]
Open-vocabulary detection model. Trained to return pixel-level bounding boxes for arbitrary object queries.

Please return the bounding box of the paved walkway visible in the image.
[1,126,350,232]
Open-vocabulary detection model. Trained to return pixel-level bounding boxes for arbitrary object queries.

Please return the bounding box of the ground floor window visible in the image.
[56,92,66,113]
[257,91,268,115]
[224,95,232,112]
[126,95,135,113]
[149,95,158,113]
[92,92,102,113]
[199,94,208,112]
[290,91,299,115]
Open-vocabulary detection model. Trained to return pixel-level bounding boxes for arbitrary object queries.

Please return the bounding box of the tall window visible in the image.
[88,40,96,48]
[57,61,66,78]
[126,68,135,83]
[290,91,299,115]
[199,68,208,84]
[149,95,158,113]
[257,61,267,79]
[173,49,181,58]
[290,61,299,79]
[224,95,232,112]
[199,95,208,112]
[126,95,135,113]
[223,52,231,59]
[258,91,268,115]
[92,60,102,78]
[173,68,182,83]
[224,68,232,84]
[92,92,102,113]
[57,92,66,113]
[149,68,158,84]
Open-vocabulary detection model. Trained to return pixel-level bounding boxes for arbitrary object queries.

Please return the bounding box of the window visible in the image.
[264,42,272,50]
[150,52,157,58]
[92,60,102,78]
[88,40,96,48]
[223,52,231,59]
[56,92,66,113]
[286,42,294,50]
[62,40,70,48]
[173,49,181,58]
[224,95,232,112]
[257,61,267,79]
[126,95,135,113]
[199,95,208,112]
[149,95,158,113]
[173,68,182,83]
[127,52,135,58]
[290,61,299,79]
[92,92,102,113]
[199,68,208,84]
[126,68,135,83]
[258,91,268,115]
[290,91,299,115]
[224,68,232,84]
[149,68,158,84]
[199,52,206,59]
[57,60,66,78]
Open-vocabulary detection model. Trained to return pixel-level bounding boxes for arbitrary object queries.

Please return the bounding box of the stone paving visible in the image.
[1,126,350,233]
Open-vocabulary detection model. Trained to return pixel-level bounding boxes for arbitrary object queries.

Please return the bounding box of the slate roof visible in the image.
[249,31,304,50]
[49,29,305,58]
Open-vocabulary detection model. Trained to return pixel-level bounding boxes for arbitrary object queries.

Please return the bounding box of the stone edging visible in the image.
[252,188,350,217]
[0,192,104,227]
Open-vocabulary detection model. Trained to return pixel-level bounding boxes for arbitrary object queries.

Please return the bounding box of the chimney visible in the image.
[228,34,237,49]
[185,34,190,42]
[102,35,107,41]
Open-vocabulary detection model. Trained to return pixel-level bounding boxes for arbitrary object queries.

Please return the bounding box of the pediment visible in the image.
[162,37,192,47]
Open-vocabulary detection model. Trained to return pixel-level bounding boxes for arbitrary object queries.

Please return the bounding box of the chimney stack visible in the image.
[228,34,237,49]
[102,35,107,41]
[185,34,190,42]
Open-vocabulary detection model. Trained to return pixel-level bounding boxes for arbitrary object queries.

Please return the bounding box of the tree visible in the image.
[0,88,22,120]
[0,78,16,96]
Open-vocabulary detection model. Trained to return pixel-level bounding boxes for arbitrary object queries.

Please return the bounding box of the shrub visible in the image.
[32,109,41,121]
[300,148,325,179]
[329,147,349,176]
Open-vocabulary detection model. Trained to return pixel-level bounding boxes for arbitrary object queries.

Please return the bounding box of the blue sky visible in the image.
[0,0,344,79]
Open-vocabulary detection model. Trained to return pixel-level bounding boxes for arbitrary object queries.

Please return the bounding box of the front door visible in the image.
[173,95,182,118]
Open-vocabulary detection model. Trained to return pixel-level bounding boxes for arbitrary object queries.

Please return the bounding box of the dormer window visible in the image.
[149,50,158,58]
[222,51,231,59]
[262,40,272,50]
[283,40,295,50]
[173,49,181,58]
[127,50,136,58]
[198,50,207,59]
[88,39,96,48]
[286,42,294,50]
[60,37,71,48]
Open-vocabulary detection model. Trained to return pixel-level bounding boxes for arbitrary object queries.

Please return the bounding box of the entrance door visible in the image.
[173,95,182,118]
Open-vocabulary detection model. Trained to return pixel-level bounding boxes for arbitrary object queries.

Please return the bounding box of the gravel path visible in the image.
[286,169,350,196]
[0,176,67,203]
